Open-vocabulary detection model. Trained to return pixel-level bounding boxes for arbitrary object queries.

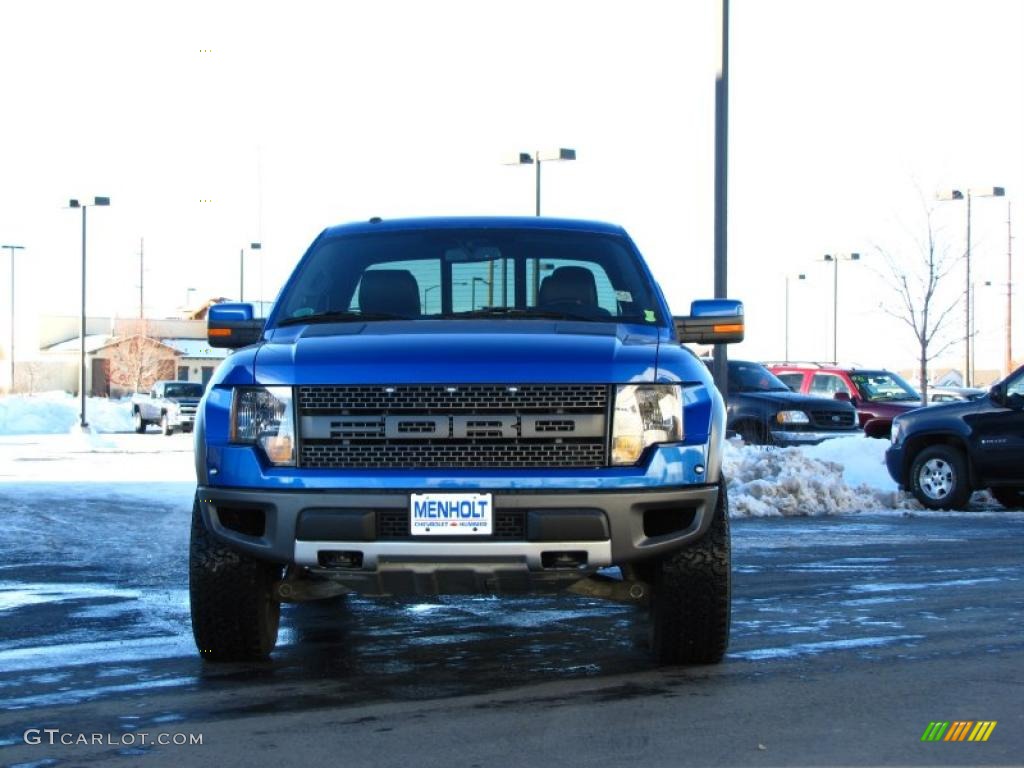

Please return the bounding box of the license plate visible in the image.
[410,493,492,536]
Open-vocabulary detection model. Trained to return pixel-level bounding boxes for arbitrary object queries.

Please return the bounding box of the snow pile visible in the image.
[723,436,917,517]
[0,392,134,435]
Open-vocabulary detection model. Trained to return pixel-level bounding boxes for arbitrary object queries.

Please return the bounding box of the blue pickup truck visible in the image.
[191,217,744,665]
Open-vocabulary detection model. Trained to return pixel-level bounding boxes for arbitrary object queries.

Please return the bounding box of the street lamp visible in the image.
[2,244,24,392]
[937,186,1005,386]
[823,252,860,364]
[471,276,490,309]
[502,148,576,216]
[240,242,261,303]
[784,272,806,362]
[68,197,110,428]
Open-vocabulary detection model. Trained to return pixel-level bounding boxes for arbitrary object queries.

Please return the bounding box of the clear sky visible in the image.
[1,0,1021,377]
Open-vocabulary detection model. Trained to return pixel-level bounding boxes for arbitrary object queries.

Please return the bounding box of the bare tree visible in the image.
[14,360,44,395]
[876,206,962,404]
[109,320,171,394]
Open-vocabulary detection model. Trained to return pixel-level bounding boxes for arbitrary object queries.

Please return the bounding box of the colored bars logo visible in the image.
[921,721,997,742]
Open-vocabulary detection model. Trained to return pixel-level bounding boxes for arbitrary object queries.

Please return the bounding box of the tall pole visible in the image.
[8,249,12,392]
[832,258,839,364]
[80,206,87,427]
[138,237,144,319]
[3,245,24,392]
[240,248,244,302]
[1008,202,1014,376]
[965,192,972,387]
[534,154,541,216]
[785,276,790,362]
[711,0,730,395]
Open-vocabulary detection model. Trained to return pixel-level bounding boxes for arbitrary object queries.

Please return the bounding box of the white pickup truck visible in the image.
[131,380,205,435]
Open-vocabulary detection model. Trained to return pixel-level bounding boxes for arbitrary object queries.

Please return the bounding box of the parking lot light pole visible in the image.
[823,253,860,364]
[240,242,261,303]
[937,186,1005,386]
[2,244,24,392]
[503,148,576,216]
[68,197,110,428]
[785,272,806,362]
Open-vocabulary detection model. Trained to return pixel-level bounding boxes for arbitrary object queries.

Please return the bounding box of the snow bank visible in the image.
[0,392,133,435]
[724,436,917,517]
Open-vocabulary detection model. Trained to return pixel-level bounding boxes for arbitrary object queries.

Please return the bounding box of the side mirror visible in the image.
[674,299,744,344]
[208,303,264,349]
[833,392,851,403]
[989,383,1007,406]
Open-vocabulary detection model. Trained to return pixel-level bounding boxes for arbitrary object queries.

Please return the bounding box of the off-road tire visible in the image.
[649,480,731,665]
[189,499,282,662]
[161,413,172,436]
[133,409,146,434]
[909,444,971,510]
[992,486,1024,510]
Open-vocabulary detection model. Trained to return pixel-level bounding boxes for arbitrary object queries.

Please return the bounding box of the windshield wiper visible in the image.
[437,307,597,322]
[276,310,409,326]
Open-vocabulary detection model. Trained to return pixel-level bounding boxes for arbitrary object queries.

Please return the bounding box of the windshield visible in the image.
[850,372,920,402]
[164,383,204,399]
[273,228,663,326]
[728,362,791,393]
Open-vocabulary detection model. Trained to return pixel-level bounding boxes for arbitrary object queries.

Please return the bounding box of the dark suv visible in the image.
[886,365,1024,510]
[710,360,859,445]
[768,363,922,438]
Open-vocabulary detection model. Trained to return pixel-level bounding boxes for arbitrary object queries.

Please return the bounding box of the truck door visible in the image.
[968,372,1024,482]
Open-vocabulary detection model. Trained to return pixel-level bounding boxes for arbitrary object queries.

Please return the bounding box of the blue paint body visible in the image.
[197,217,724,490]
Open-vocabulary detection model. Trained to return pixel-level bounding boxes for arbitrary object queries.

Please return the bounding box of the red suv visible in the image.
[766,363,923,438]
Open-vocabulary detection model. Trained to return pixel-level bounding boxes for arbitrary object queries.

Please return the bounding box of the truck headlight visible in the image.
[611,384,683,465]
[776,410,810,425]
[231,386,296,466]
[890,420,902,445]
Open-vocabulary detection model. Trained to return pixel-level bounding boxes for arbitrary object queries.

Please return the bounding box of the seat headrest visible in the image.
[538,266,598,307]
[358,269,421,316]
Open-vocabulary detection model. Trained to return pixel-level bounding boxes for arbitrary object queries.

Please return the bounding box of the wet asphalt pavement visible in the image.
[1,475,1022,766]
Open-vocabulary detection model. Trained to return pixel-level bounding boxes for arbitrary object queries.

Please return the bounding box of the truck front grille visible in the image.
[809,410,857,429]
[297,384,610,469]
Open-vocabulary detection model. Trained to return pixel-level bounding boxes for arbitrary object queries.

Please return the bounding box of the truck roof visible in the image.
[321,216,628,238]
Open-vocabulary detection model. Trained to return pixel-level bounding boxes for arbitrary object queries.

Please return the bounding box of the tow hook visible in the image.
[567,573,650,605]
[273,575,350,603]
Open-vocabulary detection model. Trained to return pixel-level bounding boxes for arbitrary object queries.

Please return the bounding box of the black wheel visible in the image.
[909,445,971,510]
[991,487,1024,510]
[133,409,146,434]
[649,480,731,665]
[161,413,173,436]
[736,421,768,446]
[189,499,282,661]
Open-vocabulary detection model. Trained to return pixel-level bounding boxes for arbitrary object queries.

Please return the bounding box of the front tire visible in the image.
[133,409,146,434]
[649,480,731,665]
[189,499,282,662]
[909,445,971,510]
[161,413,173,436]
[992,487,1024,510]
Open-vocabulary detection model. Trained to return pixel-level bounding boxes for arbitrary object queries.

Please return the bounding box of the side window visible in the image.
[451,258,513,311]
[1007,372,1024,398]
[776,373,804,392]
[810,374,852,396]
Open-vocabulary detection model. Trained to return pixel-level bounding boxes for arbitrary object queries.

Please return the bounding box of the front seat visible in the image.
[358,269,421,316]
[538,266,605,314]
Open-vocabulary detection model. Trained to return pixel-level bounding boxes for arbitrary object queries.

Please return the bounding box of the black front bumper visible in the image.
[196,484,720,570]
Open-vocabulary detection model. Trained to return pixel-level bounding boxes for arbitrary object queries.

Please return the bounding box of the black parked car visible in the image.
[886,365,1024,510]
[709,359,860,446]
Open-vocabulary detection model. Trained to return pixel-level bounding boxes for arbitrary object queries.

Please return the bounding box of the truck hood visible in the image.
[254,319,661,384]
